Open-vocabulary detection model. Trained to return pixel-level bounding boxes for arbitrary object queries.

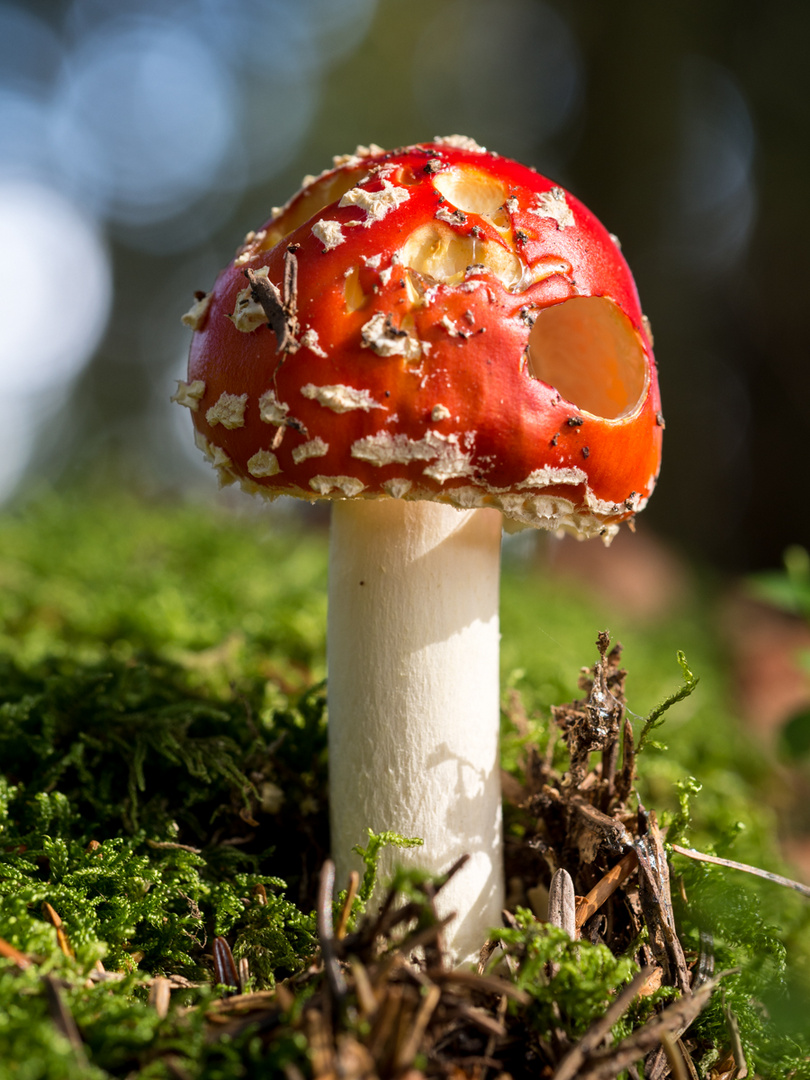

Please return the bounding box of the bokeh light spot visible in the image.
[0,180,111,497]
[55,17,238,226]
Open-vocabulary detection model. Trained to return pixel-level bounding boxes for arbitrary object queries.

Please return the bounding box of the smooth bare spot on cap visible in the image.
[343,265,368,311]
[526,296,648,420]
[399,223,522,290]
[433,167,510,230]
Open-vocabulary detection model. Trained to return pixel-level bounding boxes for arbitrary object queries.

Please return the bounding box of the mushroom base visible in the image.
[327,497,504,965]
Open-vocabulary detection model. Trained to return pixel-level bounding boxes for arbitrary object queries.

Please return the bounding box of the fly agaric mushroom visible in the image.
[176,137,663,963]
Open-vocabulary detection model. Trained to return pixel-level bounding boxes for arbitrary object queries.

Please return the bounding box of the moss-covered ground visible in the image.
[1,487,809,1077]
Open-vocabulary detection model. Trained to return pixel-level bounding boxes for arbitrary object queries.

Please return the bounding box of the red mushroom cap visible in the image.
[178,137,663,540]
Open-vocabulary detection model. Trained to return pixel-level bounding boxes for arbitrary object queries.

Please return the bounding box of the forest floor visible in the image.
[1,487,809,1078]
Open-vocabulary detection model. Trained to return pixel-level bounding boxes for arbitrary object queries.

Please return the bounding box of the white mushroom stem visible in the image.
[327,497,504,965]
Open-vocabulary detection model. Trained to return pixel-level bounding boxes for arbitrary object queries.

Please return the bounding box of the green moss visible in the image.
[0,489,328,678]
[494,910,640,1038]
[1,486,809,1076]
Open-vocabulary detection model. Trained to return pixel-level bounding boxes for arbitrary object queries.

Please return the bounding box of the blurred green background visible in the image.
[1,0,808,571]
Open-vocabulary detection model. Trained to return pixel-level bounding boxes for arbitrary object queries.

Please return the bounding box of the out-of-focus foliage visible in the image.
[748,545,810,761]
[0,487,328,675]
[750,546,810,626]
